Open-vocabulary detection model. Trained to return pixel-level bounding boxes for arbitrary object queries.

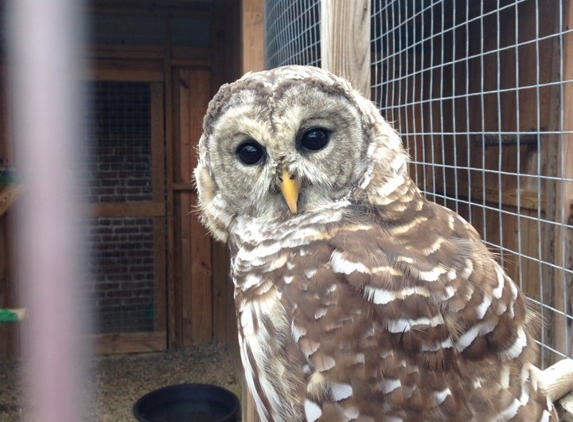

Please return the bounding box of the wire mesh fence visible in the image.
[265,0,573,366]
[84,81,156,334]
[265,0,321,69]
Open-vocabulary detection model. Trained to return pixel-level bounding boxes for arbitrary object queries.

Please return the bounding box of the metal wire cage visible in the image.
[265,0,321,69]
[265,0,573,367]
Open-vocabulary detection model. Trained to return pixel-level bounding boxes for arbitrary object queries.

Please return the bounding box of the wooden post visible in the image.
[320,0,371,98]
[242,0,265,73]
[553,0,573,360]
[240,0,264,420]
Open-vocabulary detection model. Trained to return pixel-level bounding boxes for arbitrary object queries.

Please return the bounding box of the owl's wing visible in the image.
[287,201,555,421]
[330,202,531,366]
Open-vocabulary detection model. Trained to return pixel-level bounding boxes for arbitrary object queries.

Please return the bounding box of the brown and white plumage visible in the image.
[194,65,557,421]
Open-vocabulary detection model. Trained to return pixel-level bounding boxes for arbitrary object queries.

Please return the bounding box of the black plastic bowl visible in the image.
[133,383,240,422]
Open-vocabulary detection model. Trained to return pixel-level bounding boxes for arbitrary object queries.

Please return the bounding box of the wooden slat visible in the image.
[172,67,213,347]
[88,201,165,218]
[91,331,166,354]
[188,69,213,345]
[90,45,212,68]
[151,84,166,203]
[211,0,240,349]
[187,70,211,175]
[89,60,164,82]
[438,182,546,212]
[176,68,194,346]
[552,0,573,361]
[242,0,264,73]
[320,0,371,98]
[240,1,264,420]
[163,18,178,350]
[173,182,195,192]
[90,45,165,60]
[151,83,167,333]
[171,46,212,66]
[190,193,212,344]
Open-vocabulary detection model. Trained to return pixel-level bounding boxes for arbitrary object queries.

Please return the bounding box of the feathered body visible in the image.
[195,65,557,421]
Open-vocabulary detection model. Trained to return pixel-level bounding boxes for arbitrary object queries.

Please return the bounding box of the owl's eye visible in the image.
[298,127,330,152]
[236,141,265,165]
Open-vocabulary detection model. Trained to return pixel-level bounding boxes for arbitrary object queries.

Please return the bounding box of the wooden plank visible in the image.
[89,60,164,82]
[151,84,166,204]
[180,189,194,346]
[212,0,240,349]
[176,68,194,346]
[173,182,195,192]
[190,193,212,344]
[171,46,212,65]
[172,67,215,346]
[151,83,167,333]
[553,0,573,361]
[91,46,212,67]
[242,0,265,73]
[187,70,211,175]
[88,201,165,218]
[90,45,165,60]
[91,331,166,354]
[321,0,371,98]
[240,0,264,419]
[188,69,213,344]
[437,182,546,212]
[164,20,178,350]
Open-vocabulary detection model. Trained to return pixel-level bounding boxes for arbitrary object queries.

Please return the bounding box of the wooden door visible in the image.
[87,76,167,354]
[171,67,215,348]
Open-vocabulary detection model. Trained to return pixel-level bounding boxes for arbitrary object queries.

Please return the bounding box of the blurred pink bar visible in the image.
[7,1,88,421]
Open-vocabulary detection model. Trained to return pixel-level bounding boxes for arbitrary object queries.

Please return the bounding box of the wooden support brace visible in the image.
[320,0,371,98]
[533,359,573,403]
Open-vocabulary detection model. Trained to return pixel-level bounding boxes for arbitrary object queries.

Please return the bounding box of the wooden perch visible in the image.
[533,359,573,402]
[0,307,26,322]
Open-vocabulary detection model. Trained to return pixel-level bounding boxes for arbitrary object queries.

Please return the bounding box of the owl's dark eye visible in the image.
[298,127,330,152]
[236,141,265,165]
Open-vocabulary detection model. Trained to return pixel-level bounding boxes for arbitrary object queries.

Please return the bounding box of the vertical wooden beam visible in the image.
[211,0,241,353]
[240,1,264,420]
[150,83,167,337]
[242,0,265,72]
[173,68,214,348]
[553,0,573,359]
[188,69,213,345]
[320,0,371,98]
[164,13,179,350]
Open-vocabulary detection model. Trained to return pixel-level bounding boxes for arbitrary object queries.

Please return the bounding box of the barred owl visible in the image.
[194,65,557,421]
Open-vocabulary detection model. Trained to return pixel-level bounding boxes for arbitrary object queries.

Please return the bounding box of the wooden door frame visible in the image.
[88,63,168,354]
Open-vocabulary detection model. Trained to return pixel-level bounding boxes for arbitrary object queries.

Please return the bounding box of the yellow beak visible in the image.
[280,168,299,213]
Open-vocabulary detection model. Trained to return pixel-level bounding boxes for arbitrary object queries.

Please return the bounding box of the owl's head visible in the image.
[194,65,409,242]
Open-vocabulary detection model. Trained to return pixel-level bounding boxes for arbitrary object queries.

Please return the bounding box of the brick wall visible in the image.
[87,217,155,334]
[83,81,158,334]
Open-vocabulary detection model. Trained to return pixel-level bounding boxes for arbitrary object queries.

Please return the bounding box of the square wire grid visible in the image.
[372,0,573,366]
[265,0,321,69]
